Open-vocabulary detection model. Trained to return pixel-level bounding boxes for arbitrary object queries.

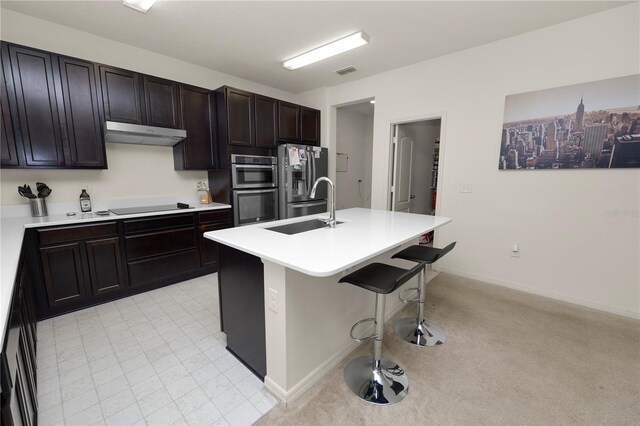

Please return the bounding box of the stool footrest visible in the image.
[350,318,377,342]
[398,287,420,304]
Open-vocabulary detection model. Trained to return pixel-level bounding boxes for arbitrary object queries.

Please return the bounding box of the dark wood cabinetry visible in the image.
[278,101,321,146]
[173,85,216,170]
[0,42,107,169]
[218,244,266,379]
[278,101,300,142]
[225,87,254,147]
[99,65,143,125]
[86,237,125,296]
[39,242,86,307]
[1,250,38,426]
[143,75,181,129]
[58,56,106,168]
[300,106,320,145]
[0,45,20,167]
[199,210,232,272]
[7,44,65,167]
[254,94,278,148]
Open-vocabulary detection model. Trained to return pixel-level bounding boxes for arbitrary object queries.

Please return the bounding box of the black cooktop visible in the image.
[109,203,194,215]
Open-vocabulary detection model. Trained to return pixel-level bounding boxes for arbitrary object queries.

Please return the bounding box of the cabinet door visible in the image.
[254,94,277,148]
[58,56,106,168]
[278,101,300,141]
[199,222,229,271]
[1,45,20,167]
[86,237,126,296]
[39,243,86,307]
[143,75,180,129]
[300,106,320,146]
[8,44,65,167]
[226,87,253,146]
[176,85,215,170]
[99,65,143,124]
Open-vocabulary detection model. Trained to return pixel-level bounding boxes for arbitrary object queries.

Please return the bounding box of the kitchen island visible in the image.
[205,208,451,404]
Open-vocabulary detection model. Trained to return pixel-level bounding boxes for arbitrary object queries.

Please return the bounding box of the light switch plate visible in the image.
[461,183,472,193]
[268,288,278,313]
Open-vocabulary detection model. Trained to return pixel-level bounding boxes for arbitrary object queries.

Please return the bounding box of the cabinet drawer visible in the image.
[38,222,117,245]
[125,227,196,260]
[199,210,231,225]
[123,214,194,234]
[128,249,199,287]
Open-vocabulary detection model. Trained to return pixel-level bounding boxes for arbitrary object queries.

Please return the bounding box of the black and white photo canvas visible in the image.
[499,74,640,170]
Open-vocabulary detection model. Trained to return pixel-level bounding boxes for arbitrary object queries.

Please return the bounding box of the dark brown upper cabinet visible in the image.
[174,84,216,170]
[58,56,107,168]
[278,101,300,142]
[143,75,181,129]
[215,86,278,152]
[254,94,277,148]
[7,44,66,167]
[300,106,320,145]
[99,65,144,124]
[226,87,254,147]
[1,42,107,169]
[1,45,21,167]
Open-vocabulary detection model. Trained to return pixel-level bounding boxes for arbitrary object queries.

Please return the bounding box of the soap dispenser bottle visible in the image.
[80,188,92,212]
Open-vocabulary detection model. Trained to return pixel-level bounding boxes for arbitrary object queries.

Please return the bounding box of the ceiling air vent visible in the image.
[335,66,357,76]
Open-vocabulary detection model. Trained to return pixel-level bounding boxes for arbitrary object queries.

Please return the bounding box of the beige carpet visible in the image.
[256,273,640,425]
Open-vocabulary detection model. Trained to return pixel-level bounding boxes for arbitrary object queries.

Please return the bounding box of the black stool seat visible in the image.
[392,242,456,264]
[339,262,425,294]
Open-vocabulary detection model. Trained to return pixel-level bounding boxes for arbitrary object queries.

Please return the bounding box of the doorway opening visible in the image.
[389,117,443,243]
[334,99,375,210]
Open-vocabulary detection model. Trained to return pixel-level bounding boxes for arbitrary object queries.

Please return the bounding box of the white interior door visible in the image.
[391,132,414,212]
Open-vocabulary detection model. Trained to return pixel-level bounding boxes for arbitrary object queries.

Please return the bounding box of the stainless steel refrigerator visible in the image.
[278,144,329,219]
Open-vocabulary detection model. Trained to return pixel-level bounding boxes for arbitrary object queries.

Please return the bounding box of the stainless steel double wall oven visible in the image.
[230,154,279,226]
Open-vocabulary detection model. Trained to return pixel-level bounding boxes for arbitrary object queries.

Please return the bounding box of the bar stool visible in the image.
[339,261,426,405]
[392,242,456,347]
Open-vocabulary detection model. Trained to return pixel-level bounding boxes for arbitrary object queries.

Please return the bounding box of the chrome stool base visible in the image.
[344,355,409,405]
[394,317,446,346]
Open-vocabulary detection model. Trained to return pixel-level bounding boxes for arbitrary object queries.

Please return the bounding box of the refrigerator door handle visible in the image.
[290,201,326,208]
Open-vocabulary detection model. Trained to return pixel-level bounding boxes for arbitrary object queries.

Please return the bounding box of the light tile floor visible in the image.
[36,273,279,426]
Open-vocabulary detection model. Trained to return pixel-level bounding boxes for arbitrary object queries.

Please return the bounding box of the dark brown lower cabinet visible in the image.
[86,237,126,296]
[218,244,266,379]
[1,250,38,426]
[39,242,86,307]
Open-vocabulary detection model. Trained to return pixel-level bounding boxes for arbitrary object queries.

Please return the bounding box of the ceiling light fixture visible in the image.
[123,0,157,13]
[283,31,370,70]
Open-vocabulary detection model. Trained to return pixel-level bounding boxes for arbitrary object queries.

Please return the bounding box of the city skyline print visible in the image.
[499,74,640,170]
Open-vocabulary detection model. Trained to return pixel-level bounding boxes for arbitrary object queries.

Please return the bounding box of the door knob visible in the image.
[410,195,416,199]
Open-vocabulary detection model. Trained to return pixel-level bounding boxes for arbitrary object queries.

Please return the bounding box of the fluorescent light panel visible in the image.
[283,31,369,70]
[123,0,157,13]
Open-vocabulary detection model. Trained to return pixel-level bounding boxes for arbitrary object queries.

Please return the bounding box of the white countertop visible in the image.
[0,202,231,343]
[205,208,451,277]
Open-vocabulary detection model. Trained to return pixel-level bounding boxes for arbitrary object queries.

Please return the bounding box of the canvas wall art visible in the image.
[499,74,640,170]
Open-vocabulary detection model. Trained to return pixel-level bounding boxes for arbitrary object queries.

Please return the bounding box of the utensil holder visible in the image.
[30,198,48,217]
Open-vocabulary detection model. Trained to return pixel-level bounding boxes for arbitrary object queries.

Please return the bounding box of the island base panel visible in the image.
[218,243,266,379]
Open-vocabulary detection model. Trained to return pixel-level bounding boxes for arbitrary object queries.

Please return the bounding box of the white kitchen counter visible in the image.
[0,202,231,343]
[205,207,451,277]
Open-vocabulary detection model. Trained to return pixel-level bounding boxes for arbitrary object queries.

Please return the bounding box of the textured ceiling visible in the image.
[0,1,628,93]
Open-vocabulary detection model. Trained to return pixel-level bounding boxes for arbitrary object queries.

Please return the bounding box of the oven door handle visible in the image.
[233,164,276,169]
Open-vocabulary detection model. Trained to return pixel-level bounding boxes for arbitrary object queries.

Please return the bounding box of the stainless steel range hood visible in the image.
[104,121,186,147]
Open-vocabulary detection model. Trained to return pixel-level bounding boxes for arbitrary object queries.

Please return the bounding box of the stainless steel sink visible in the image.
[266,218,343,235]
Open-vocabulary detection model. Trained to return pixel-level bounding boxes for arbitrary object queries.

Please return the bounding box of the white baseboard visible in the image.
[263,289,414,405]
[436,266,640,320]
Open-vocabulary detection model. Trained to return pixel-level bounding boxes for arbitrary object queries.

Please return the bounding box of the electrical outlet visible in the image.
[268,288,278,313]
[511,242,520,257]
[461,183,473,193]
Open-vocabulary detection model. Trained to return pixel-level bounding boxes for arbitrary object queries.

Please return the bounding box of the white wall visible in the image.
[306,4,640,318]
[0,9,298,206]
[398,120,440,214]
[335,108,373,209]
